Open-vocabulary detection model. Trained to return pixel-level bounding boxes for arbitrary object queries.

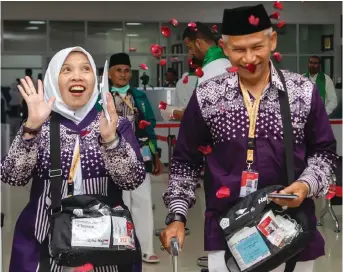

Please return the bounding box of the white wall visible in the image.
[2,1,342,78]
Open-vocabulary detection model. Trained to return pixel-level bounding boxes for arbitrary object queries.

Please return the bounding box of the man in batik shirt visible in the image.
[160,4,338,272]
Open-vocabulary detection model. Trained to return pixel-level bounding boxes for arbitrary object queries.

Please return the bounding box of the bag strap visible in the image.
[276,69,295,185]
[49,112,63,213]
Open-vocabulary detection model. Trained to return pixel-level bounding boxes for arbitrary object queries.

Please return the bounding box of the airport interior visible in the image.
[0,1,342,272]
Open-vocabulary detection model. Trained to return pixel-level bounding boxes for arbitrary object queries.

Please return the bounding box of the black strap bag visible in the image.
[47,113,141,267]
[219,69,316,272]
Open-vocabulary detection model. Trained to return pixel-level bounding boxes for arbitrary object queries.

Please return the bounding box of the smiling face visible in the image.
[222,29,277,83]
[58,51,95,110]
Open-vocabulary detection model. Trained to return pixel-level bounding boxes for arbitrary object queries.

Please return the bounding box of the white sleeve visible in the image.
[324,74,337,116]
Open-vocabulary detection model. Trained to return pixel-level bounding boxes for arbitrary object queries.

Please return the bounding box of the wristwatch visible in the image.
[165,212,187,226]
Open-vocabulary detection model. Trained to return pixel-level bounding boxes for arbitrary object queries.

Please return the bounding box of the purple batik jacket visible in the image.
[1,108,145,272]
[163,63,338,261]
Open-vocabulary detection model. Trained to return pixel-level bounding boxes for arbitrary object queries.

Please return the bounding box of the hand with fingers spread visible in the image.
[99,92,119,143]
[17,76,55,129]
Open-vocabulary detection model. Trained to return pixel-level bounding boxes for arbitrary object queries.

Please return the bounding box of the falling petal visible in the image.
[139,120,151,130]
[170,18,178,27]
[159,101,168,110]
[197,145,212,155]
[183,75,189,84]
[248,15,259,26]
[169,56,179,61]
[269,11,280,20]
[139,64,148,70]
[159,59,167,66]
[161,26,171,37]
[246,63,256,73]
[195,67,204,78]
[150,44,163,58]
[273,1,283,10]
[188,22,197,28]
[129,47,137,52]
[276,21,285,28]
[216,186,231,199]
[211,24,218,33]
[187,58,193,66]
[273,52,282,63]
[227,66,239,73]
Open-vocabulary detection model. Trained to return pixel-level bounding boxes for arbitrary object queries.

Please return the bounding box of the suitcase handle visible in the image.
[170,236,179,256]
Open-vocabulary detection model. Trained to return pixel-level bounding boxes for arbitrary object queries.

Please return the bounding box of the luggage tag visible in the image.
[240,169,259,197]
[141,145,152,162]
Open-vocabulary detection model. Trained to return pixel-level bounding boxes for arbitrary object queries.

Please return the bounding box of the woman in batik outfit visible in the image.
[1,47,145,272]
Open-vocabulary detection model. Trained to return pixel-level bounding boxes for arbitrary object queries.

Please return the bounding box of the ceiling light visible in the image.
[29,21,45,25]
[25,26,39,30]
[126,23,142,26]
[127,34,139,37]
[112,28,123,31]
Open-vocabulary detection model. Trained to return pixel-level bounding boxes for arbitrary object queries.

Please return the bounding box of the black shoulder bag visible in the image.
[47,113,141,268]
[219,69,315,272]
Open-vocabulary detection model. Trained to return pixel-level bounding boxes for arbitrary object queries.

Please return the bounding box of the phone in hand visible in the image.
[267,193,298,199]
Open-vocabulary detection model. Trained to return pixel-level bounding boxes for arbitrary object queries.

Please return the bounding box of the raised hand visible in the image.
[99,93,119,142]
[17,76,55,128]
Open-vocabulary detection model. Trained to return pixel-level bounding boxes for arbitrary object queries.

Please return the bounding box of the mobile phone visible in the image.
[267,193,298,199]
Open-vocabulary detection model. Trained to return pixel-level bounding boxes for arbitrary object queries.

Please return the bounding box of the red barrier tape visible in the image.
[156,135,177,145]
[156,120,342,128]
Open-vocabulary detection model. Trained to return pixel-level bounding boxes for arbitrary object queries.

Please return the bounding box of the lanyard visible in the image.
[67,142,81,197]
[240,71,270,170]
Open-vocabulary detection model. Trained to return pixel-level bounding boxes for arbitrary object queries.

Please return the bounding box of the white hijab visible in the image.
[44,47,99,124]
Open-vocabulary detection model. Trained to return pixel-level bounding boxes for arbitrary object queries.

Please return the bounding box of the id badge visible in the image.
[240,170,259,197]
[141,145,152,162]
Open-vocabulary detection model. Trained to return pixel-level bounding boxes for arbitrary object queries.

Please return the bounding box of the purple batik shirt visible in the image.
[163,63,338,261]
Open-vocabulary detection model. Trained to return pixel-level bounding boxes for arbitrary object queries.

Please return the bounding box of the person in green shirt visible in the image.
[96,53,162,264]
[161,22,231,121]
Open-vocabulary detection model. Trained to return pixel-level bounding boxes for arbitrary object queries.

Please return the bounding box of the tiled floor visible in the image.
[1,174,342,272]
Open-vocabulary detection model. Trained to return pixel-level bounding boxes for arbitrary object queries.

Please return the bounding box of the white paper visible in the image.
[227,226,271,271]
[71,216,111,248]
[112,216,135,248]
[100,60,111,122]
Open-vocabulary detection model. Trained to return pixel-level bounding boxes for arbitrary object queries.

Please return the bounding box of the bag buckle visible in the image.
[49,169,62,178]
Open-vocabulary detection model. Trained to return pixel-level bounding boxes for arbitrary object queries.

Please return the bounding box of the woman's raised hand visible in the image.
[17,76,55,128]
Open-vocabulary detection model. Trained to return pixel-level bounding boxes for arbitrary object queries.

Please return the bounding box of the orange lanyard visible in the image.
[240,71,270,170]
[67,144,80,197]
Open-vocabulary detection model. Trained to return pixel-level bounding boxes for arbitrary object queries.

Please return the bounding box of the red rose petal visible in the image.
[159,59,167,66]
[248,15,259,26]
[216,186,231,199]
[139,64,148,70]
[183,75,189,84]
[129,47,137,52]
[273,52,282,63]
[227,66,239,73]
[159,101,168,110]
[211,24,218,33]
[276,21,285,29]
[161,26,171,37]
[246,63,256,73]
[326,184,336,200]
[188,22,197,28]
[273,1,283,10]
[195,67,204,78]
[187,58,193,65]
[269,11,280,20]
[150,44,163,58]
[170,18,178,27]
[197,145,212,155]
[139,120,151,130]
